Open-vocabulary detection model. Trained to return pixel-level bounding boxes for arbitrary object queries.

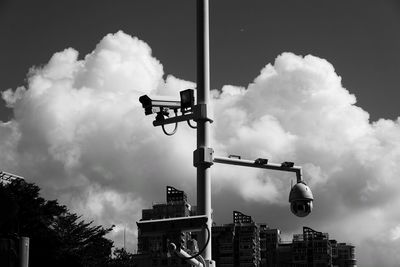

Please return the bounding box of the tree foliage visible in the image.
[0,179,114,267]
[109,248,136,267]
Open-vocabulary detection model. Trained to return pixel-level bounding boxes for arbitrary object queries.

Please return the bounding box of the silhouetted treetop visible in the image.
[0,178,114,267]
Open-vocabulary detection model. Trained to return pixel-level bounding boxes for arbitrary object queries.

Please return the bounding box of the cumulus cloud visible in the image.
[1,31,400,266]
[0,31,196,250]
[211,53,400,267]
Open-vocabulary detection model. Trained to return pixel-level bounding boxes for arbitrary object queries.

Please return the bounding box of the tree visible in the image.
[109,248,136,267]
[51,212,114,266]
[0,179,114,267]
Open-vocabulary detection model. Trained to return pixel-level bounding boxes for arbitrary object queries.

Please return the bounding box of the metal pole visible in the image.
[19,237,29,267]
[213,156,304,183]
[169,243,204,267]
[124,226,126,250]
[196,0,212,261]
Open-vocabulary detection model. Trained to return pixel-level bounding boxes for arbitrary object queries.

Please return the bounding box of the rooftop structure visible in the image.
[135,186,193,267]
[0,171,24,184]
[133,186,356,267]
[212,211,261,267]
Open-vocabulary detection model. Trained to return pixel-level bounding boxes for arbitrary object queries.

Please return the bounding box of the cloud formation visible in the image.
[1,31,400,266]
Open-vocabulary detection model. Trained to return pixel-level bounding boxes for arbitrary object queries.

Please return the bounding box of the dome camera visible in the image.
[289,182,313,217]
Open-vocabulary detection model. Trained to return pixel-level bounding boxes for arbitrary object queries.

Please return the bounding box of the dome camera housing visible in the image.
[289,182,314,217]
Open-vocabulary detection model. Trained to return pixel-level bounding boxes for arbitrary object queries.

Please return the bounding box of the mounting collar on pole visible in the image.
[193,147,214,168]
[193,104,213,123]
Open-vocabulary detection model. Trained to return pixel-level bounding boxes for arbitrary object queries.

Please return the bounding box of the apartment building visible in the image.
[134,186,193,267]
[212,211,261,267]
[133,186,356,267]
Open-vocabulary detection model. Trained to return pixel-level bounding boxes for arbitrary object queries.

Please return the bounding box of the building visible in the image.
[141,186,192,221]
[276,243,293,267]
[278,227,357,267]
[212,211,261,267]
[291,227,333,267]
[134,186,194,267]
[331,241,357,267]
[260,225,281,267]
[212,223,356,267]
[133,186,356,267]
[212,224,235,267]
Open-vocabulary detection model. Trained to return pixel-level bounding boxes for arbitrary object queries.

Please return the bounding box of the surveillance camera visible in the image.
[289,182,313,217]
[137,215,208,237]
[139,95,181,115]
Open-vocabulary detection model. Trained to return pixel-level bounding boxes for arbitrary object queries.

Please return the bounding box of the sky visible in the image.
[1,0,400,266]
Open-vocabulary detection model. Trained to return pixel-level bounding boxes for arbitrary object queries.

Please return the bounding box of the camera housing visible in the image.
[289,182,314,217]
[139,95,182,115]
[136,215,208,236]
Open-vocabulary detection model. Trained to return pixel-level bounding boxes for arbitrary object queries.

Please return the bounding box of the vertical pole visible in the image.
[196,0,212,261]
[124,226,126,250]
[19,237,29,267]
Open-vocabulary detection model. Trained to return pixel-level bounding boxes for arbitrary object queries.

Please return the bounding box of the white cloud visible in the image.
[1,32,400,266]
[68,184,144,251]
[390,225,400,241]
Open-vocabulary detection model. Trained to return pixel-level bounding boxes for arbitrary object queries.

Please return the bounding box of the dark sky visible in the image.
[1,0,400,122]
[2,2,400,264]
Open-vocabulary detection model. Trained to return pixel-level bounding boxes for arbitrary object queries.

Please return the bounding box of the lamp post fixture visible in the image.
[0,171,30,267]
[137,0,314,266]
[195,0,212,262]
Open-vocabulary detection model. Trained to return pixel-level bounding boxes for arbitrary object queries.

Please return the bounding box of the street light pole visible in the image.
[196,0,212,262]
[138,0,314,265]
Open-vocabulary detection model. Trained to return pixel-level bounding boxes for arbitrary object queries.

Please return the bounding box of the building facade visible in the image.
[134,186,193,267]
[331,241,357,267]
[273,227,357,267]
[212,224,235,267]
[212,223,357,267]
[260,225,281,267]
[212,211,261,267]
[291,227,333,267]
[133,186,357,267]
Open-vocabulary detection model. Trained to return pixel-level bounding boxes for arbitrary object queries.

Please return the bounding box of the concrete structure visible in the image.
[331,241,357,267]
[276,227,357,267]
[141,186,192,221]
[292,227,333,267]
[134,186,194,267]
[276,243,293,267]
[212,211,261,267]
[212,224,235,267]
[212,224,357,267]
[260,225,281,267]
[133,187,355,267]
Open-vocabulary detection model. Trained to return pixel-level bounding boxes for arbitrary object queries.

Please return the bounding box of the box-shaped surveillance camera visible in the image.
[137,215,208,236]
[139,95,181,109]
